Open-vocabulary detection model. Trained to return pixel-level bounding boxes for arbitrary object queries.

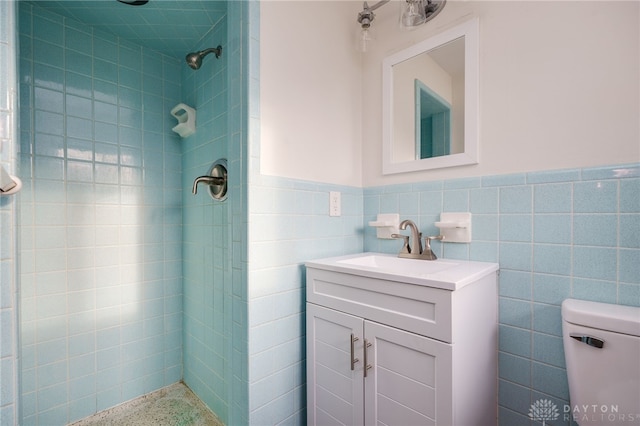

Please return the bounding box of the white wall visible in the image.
[260,1,364,187]
[260,1,640,187]
[362,0,639,185]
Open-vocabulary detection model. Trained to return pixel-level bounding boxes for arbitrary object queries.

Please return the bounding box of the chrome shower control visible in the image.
[192,159,228,201]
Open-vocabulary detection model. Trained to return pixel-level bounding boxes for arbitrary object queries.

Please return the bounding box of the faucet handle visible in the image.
[424,235,444,250]
[425,234,444,244]
[419,235,444,260]
[391,234,411,255]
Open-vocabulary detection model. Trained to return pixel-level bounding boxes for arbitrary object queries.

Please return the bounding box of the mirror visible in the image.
[383,18,479,174]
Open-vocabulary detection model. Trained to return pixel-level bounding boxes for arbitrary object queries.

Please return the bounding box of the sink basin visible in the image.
[306,252,498,290]
[338,254,457,275]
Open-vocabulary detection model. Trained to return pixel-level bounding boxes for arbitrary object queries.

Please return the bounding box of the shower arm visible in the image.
[201,46,222,59]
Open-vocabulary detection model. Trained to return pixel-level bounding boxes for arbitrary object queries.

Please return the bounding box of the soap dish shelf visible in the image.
[368,213,400,239]
[435,212,471,243]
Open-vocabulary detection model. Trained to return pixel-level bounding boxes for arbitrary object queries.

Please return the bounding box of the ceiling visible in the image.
[24,0,227,58]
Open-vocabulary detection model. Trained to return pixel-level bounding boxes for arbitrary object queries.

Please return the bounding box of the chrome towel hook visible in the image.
[192,159,227,201]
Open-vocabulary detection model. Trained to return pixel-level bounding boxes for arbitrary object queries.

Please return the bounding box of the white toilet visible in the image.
[562,299,640,425]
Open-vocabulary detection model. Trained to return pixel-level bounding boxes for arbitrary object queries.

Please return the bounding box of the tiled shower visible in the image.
[18,6,183,422]
[4,1,251,424]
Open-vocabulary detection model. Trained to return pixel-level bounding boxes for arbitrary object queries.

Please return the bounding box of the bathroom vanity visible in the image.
[305,253,499,426]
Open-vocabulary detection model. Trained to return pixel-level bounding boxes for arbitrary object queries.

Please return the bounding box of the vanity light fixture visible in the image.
[356,0,446,52]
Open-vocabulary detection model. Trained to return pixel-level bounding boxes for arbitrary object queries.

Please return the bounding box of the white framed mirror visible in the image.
[382,18,479,174]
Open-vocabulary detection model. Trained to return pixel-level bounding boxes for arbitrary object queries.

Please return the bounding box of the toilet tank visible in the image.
[562,299,640,425]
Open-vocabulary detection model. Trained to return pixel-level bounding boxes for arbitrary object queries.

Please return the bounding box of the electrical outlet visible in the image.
[329,191,341,217]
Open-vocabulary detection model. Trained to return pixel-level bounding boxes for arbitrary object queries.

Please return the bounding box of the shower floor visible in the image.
[69,382,223,426]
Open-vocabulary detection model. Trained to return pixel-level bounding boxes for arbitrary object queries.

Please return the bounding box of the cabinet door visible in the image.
[307,303,365,426]
[364,321,453,426]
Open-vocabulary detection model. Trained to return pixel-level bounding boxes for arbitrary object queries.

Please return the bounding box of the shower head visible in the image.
[185,46,223,70]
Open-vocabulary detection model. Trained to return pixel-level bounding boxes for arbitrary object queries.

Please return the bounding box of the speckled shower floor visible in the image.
[69,382,223,426]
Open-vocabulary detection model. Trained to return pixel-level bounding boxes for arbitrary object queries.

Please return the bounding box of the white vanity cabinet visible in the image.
[305,253,498,426]
[307,304,453,425]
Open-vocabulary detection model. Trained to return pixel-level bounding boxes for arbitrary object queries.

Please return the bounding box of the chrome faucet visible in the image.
[392,219,444,260]
[401,219,422,256]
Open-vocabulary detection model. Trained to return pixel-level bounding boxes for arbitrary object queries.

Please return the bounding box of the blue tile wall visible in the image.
[363,162,640,425]
[249,163,640,425]
[247,175,364,425]
[242,7,362,421]
[244,163,639,425]
[180,13,234,424]
[225,2,254,423]
[0,1,18,425]
[18,4,183,424]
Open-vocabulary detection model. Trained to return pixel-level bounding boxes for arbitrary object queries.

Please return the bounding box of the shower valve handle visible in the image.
[192,176,225,194]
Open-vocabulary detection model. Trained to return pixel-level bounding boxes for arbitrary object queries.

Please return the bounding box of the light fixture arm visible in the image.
[357,0,446,29]
[368,0,391,11]
[357,0,390,28]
